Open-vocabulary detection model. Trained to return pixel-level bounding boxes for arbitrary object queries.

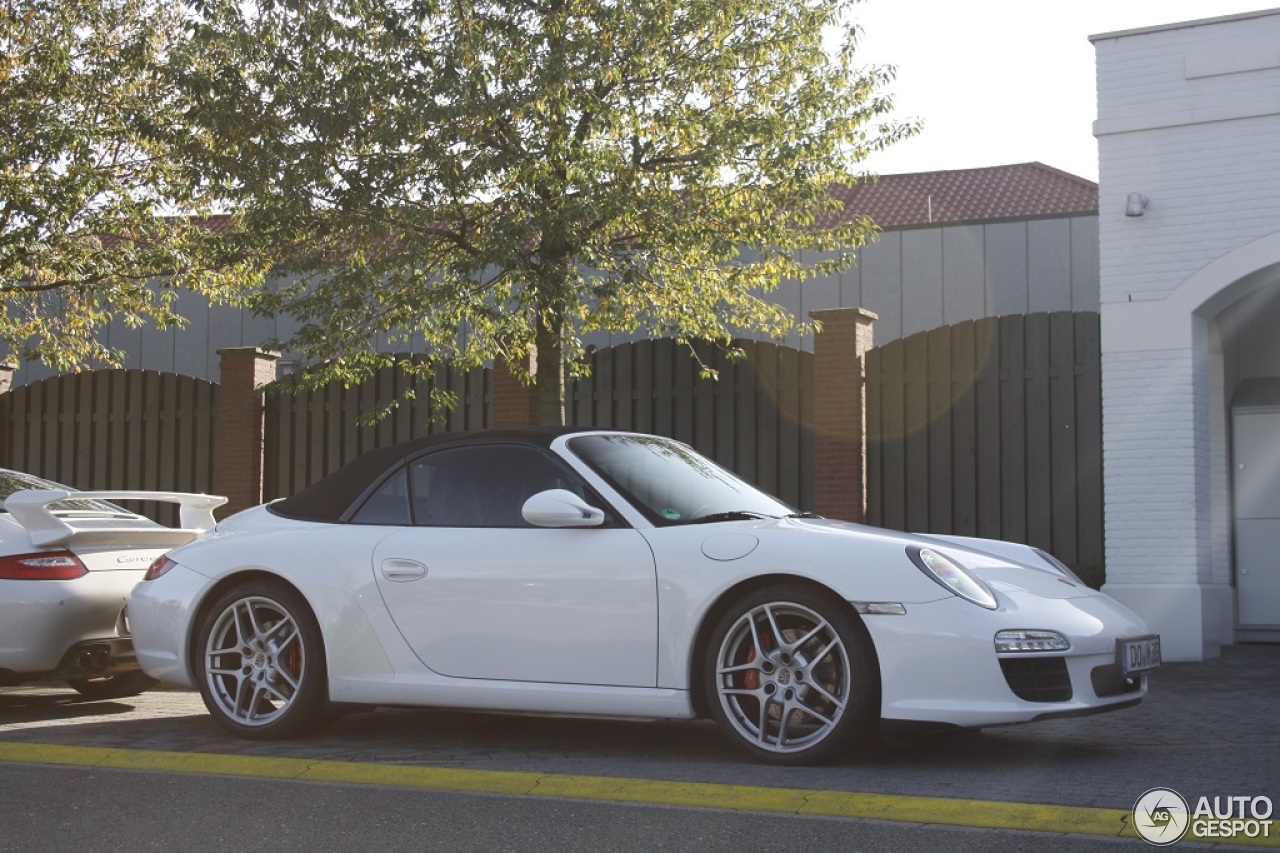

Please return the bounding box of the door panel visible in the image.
[1237,520,1280,626]
[372,527,658,686]
[1233,410,1280,627]
[1234,412,1280,519]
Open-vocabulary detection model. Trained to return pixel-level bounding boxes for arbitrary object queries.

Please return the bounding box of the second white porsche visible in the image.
[129,428,1158,764]
[0,470,224,698]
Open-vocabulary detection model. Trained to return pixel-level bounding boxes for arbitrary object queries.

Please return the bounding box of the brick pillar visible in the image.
[490,352,537,428]
[215,348,278,516]
[810,308,877,522]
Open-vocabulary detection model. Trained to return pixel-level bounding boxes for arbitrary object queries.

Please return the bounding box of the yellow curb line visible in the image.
[1,741,1276,847]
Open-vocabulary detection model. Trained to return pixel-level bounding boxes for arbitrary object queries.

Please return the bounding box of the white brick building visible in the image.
[1094,9,1280,659]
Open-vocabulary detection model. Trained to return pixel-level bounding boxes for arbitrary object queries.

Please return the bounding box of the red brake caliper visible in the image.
[284,643,302,681]
[743,631,771,690]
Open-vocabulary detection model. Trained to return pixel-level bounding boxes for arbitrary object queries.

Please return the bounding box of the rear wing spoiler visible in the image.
[4,489,229,549]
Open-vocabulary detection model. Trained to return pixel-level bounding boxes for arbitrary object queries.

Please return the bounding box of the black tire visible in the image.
[67,670,158,700]
[195,579,328,739]
[703,583,878,765]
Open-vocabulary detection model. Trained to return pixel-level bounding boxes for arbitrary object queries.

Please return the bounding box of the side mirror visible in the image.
[522,489,606,528]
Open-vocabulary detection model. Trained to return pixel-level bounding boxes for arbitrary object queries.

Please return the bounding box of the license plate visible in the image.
[1118,635,1161,675]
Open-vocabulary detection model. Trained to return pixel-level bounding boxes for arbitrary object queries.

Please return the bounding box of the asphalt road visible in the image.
[0,762,1153,853]
[1,645,1277,851]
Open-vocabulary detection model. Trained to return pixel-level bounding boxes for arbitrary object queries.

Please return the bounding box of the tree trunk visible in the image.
[533,318,565,425]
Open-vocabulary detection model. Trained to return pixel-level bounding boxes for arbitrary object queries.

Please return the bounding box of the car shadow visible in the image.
[0,690,140,724]
[0,645,1273,792]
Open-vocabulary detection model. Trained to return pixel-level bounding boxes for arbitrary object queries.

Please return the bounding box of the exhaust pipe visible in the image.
[73,647,111,672]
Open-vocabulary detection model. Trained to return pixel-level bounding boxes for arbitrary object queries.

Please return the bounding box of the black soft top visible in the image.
[269,426,591,523]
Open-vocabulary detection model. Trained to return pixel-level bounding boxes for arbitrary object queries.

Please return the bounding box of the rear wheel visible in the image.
[67,670,157,700]
[195,579,328,739]
[704,583,878,765]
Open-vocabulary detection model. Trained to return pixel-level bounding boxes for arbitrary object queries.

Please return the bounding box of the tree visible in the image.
[0,0,262,372]
[175,0,914,423]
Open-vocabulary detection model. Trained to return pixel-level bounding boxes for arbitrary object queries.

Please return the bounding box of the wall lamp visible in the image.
[1125,193,1149,217]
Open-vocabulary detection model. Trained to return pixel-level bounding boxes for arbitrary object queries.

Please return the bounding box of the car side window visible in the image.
[409,444,586,528]
[349,469,412,525]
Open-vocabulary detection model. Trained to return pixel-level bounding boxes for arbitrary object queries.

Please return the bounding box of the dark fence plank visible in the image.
[865,346,884,527]
[951,321,978,536]
[594,347,614,429]
[714,345,737,471]
[999,315,1028,544]
[755,343,780,498]
[1049,312,1080,566]
[1075,315,1105,575]
[1024,313,1053,549]
[734,342,758,485]
[975,318,1003,539]
[926,325,953,532]
[673,344,695,445]
[903,330,929,531]
[778,345,802,508]
[878,339,907,531]
[633,340,654,434]
[693,342,716,457]
[74,373,93,489]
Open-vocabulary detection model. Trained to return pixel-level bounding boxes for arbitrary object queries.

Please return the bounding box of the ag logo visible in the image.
[1133,787,1190,846]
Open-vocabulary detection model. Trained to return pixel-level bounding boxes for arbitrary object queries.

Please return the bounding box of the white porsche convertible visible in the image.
[130,429,1159,764]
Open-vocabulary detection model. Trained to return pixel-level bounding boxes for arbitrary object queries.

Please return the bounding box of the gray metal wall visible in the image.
[587,214,1099,351]
[14,214,1099,385]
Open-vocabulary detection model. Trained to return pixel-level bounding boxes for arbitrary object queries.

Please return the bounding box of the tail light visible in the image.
[0,551,89,580]
[143,556,178,581]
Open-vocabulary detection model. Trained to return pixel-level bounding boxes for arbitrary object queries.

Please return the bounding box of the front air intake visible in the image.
[999,657,1073,702]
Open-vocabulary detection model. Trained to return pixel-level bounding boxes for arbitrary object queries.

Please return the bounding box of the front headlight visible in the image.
[908,547,999,610]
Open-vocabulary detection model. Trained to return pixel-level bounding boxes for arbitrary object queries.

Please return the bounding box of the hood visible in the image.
[748,517,1100,601]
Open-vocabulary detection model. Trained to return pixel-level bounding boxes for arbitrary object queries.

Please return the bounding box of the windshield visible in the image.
[0,470,128,515]
[566,434,793,525]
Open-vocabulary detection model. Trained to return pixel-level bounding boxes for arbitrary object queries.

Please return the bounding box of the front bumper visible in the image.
[128,562,216,688]
[862,591,1154,728]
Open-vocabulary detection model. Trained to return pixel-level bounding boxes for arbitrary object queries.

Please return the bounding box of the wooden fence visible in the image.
[0,370,219,523]
[865,312,1103,580]
[263,363,488,500]
[260,339,814,509]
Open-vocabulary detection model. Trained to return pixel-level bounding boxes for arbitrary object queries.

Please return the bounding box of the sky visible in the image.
[849,1,1277,181]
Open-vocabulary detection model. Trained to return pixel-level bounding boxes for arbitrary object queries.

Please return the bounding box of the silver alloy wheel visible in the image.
[203,595,305,728]
[713,600,851,754]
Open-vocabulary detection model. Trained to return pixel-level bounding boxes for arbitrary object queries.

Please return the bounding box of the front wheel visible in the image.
[195,580,328,739]
[704,584,878,765]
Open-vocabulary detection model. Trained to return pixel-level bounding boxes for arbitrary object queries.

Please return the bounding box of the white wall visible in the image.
[1095,9,1280,659]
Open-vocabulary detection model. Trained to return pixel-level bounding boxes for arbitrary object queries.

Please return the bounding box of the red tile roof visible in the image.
[163,165,1095,244]
[822,162,1098,230]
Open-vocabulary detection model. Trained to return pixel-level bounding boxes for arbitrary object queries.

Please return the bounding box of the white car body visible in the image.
[0,475,224,694]
[130,429,1157,763]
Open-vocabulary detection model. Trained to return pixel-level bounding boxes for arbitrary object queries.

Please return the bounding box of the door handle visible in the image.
[380,558,429,582]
